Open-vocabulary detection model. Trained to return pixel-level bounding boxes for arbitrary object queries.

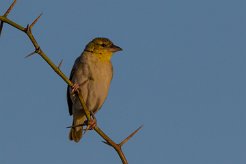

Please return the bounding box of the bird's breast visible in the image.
[86,60,113,112]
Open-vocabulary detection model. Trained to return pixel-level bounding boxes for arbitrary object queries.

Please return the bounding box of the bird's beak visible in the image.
[110,44,123,52]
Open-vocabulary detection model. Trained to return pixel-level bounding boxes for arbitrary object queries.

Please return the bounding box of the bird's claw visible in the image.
[84,112,97,131]
[71,83,80,94]
[87,119,97,130]
[83,119,97,134]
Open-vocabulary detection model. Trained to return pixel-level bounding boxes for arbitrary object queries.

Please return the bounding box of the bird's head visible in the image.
[85,37,122,61]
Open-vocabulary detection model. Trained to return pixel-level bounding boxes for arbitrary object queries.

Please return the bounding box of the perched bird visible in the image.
[67,37,122,142]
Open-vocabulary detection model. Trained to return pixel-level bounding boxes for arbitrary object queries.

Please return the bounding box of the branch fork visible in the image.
[0,1,142,164]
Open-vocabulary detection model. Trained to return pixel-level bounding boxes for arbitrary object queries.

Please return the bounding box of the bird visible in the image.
[67,37,122,142]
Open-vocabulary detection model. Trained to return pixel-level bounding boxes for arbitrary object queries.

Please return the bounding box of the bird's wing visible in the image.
[67,57,90,116]
[67,64,75,116]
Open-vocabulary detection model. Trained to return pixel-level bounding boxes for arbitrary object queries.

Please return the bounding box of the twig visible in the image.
[0,1,142,163]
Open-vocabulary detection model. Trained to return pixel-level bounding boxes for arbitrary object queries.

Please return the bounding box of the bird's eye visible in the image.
[101,43,107,47]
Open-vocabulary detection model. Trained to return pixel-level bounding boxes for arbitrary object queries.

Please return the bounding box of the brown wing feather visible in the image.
[67,56,91,116]
[67,66,75,116]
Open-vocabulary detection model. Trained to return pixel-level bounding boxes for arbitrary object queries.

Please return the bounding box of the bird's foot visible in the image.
[71,83,80,93]
[84,119,97,133]
[85,112,97,130]
[87,119,97,130]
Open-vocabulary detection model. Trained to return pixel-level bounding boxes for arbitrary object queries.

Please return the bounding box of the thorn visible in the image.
[119,125,143,147]
[30,13,43,29]
[71,83,80,94]
[4,0,17,17]
[25,51,36,58]
[102,141,112,147]
[0,21,3,37]
[66,123,84,128]
[25,24,30,33]
[58,59,63,69]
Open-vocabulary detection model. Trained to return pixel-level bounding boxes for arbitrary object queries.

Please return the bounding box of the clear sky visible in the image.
[0,0,245,164]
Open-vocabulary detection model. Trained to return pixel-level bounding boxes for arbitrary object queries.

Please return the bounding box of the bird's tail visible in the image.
[69,117,85,142]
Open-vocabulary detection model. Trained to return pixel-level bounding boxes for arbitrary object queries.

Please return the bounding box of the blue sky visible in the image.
[0,0,245,163]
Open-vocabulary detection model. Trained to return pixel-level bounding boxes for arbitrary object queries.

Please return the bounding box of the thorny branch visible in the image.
[0,1,142,164]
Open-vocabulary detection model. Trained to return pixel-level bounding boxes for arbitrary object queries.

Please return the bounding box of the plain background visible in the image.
[0,0,245,163]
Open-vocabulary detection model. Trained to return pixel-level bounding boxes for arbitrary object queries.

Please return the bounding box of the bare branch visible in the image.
[4,0,17,17]
[119,125,143,147]
[0,2,142,164]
